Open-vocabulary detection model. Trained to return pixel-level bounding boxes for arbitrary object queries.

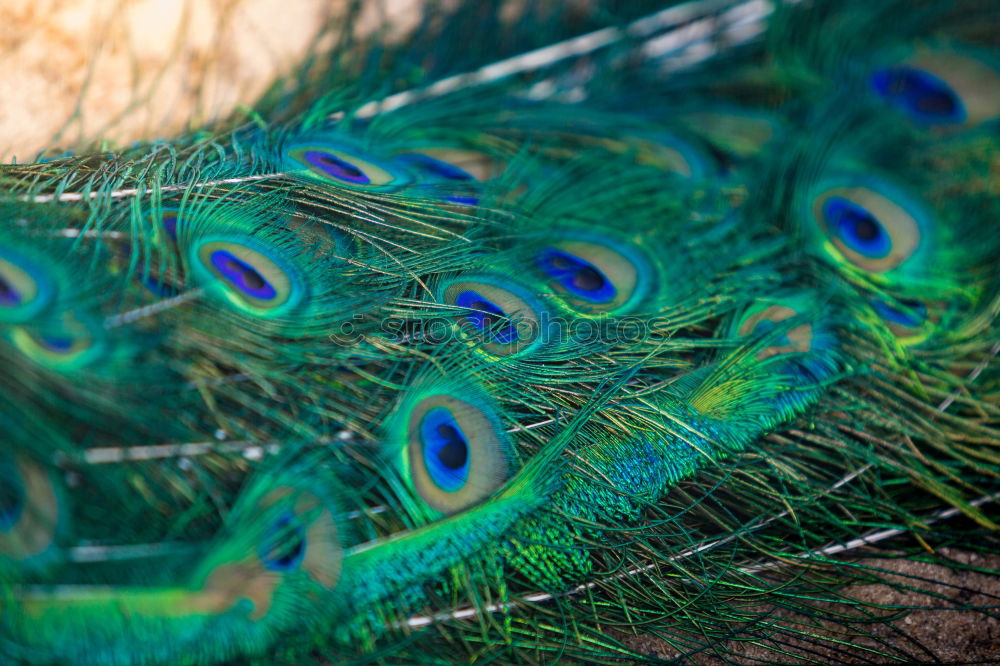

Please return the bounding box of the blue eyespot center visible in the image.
[873,298,928,327]
[419,407,471,492]
[259,510,306,572]
[455,290,518,344]
[402,154,475,182]
[39,334,74,353]
[210,250,277,300]
[0,274,21,307]
[446,194,480,205]
[537,249,616,303]
[823,197,891,259]
[162,212,179,239]
[141,274,178,297]
[303,150,371,185]
[0,459,24,532]
[400,154,480,205]
[871,67,965,124]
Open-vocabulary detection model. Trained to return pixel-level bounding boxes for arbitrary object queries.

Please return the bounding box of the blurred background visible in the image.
[2,1,998,661]
[0,0,424,160]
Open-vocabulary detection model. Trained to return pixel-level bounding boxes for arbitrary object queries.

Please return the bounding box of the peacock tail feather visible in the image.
[2,0,999,663]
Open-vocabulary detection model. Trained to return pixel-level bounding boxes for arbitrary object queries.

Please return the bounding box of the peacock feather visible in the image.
[2,1,999,664]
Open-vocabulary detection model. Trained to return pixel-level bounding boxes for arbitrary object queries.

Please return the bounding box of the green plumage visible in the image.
[2,1,999,664]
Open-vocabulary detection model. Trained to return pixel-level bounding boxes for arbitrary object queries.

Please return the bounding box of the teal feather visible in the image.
[2,1,999,664]
[0,453,68,573]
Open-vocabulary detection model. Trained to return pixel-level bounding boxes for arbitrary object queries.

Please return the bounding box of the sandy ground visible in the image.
[0,0,420,160]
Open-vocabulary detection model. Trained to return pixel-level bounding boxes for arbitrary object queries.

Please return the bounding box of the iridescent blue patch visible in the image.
[0,275,21,307]
[210,250,278,300]
[445,194,480,205]
[872,298,927,327]
[823,197,892,259]
[537,248,616,303]
[0,458,24,532]
[401,154,474,182]
[400,153,480,205]
[258,510,306,572]
[303,150,371,185]
[455,290,518,344]
[870,67,966,125]
[161,212,180,239]
[419,407,471,492]
[38,335,74,353]
[141,274,178,297]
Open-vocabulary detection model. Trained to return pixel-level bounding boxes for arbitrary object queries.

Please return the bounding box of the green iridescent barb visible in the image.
[2,1,999,664]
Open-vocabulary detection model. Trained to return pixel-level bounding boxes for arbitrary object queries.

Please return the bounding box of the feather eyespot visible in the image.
[284,139,409,190]
[441,276,550,357]
[822,197,891,260]
[160,210,180,239]
[398,146,502,182]
[0,455,63,564]
[533,235,651,316]
[39,335,72,352]
[140,272,179,297]
[399,153,475,182]
[258,510,307,572]
[873,298,927,328]
[0,249,56,323]
[537,248,616,304]
[454,290,519,345]
[870,50,1000,127]
[871,67,964,125]
[255,487,341,588]
[872,297,930,341]
[193,485,343,620]
[10,311,104,371]
[737,305,813,360]
[0,265,23,307]
[419,407,472,492]
[193,239,301,315]
[677,109,779,160]
[143,207,182,246]
[626,133,715,179]
[403,393,509,515]
[210,250,278,300]
[810,182,924,275]
[398,152,480,204]
[0,458,25,532]
[0,274,17,307]
[303,150,371,184]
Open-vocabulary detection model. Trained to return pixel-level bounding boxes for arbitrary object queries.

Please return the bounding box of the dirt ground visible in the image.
[621,549,1000,664]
